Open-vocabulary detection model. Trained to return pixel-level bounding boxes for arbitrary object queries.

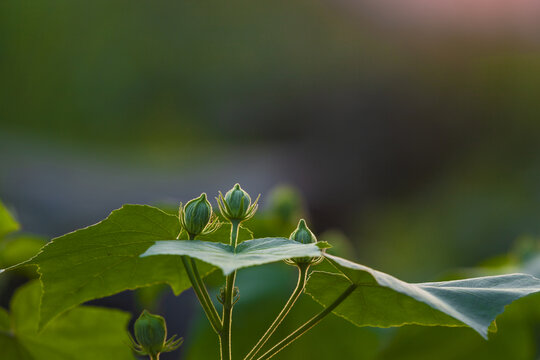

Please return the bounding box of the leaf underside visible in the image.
[305,254,540,338]
[141,237,323,275]
[0,281,132,360]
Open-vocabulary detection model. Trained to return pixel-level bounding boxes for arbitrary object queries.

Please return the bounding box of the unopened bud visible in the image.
[180,193,220,238]
[217,184,259,222]
[129,310,183,360]
[134,310,167,357]
[290,219,316,244]
[285,219,323,266]
[183,193,212,236]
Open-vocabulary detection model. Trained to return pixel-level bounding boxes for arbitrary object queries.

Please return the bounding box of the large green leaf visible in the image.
[10,204,214,329]
[377,296,540,360]
[305,254,540,338]
[141,238,323,275]
[0,200,20,238]
[0,281,133,360]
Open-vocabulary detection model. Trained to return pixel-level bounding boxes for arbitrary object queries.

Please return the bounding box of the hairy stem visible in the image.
[256,283,358,360]
[244,264,309,360]
[220,220,240,360]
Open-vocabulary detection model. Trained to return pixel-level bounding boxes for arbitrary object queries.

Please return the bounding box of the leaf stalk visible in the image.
[220,220,240,360]
[180,233,222,334]
[244,263,310,360]
[256,283,357,360]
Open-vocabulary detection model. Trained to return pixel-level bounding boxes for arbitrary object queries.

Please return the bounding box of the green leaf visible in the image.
[0,280,133,360]
[141,238,323,275]
[0,200,20,238]
[12,204,214,329]
[305,254,540,338]
[0,235,46,269]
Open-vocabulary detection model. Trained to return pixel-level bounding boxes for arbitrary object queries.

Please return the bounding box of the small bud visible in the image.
[180,193,220,238]
[129,310,183,360]
[134,310,167,357]
[285,219,323,266]
[217,286,240,305]
[289,219,316,244]
[217,184,259,223]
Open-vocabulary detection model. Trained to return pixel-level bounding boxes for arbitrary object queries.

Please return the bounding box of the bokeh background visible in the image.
[2,0,540,359]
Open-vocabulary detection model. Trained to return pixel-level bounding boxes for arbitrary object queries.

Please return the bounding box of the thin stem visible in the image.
[181,255,222,334]
[220,220,240,360]
[256,283,358,360]
[191,258,223,329]
[244,264,309,360]
[186,233,222,333]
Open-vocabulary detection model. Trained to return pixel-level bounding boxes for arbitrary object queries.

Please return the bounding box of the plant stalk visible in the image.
[256,283,358,360]
[244,263,310,360]
[181,255,222,333]
[220,220,240,360]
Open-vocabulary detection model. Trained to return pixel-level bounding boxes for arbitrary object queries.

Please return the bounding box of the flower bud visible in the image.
[289,219,316,244]
[225,184,251,218]
[217,184,259,222]
[180,193,220,238]
[129,310,183,360]
[134,310,167,357]
[183,193,212,236]
[285,219,323,266]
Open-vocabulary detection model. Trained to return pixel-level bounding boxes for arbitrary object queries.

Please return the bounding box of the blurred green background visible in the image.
[1,0,540,359]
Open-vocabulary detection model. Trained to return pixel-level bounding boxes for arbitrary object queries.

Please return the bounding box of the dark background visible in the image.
[1,1,540,359]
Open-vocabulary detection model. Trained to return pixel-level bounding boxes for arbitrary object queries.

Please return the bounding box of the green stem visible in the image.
[181,255,222,333]
[220,220,240,360]
[256,283,358,360]
[190,257,222,329]
[244,264,309,360]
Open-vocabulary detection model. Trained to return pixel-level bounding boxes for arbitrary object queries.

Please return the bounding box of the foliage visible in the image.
[4,185,540,359]
[0,281,132,360]
[0,201,134,360]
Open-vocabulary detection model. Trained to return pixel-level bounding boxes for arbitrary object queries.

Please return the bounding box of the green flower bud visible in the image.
[183,193,212,236]
[289,219,316,244]
[225,184,251,219]
[179,193,220,238]
[285,219,323,266]
[134,310,167,357]
[129,310,183,360]
[217,184,260,222]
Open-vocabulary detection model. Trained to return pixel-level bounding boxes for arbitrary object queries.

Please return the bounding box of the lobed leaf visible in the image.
[305,254,540,338]
[0,281,133,360]
[141,237,323,275]
[9,204,214,329]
